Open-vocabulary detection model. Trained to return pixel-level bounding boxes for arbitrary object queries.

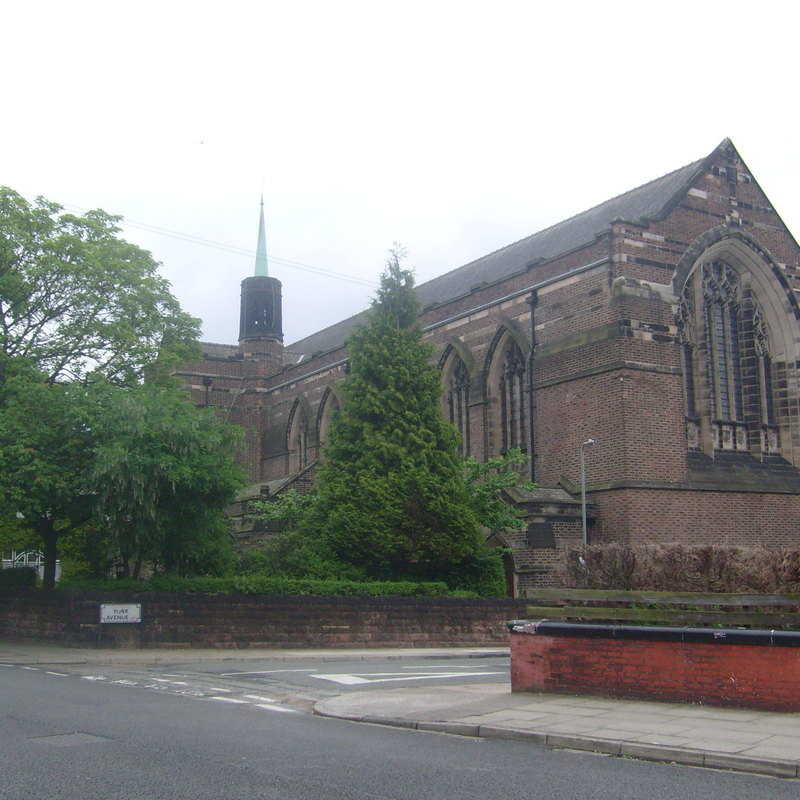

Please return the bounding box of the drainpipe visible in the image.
[580,438,596,545]
[526,290,539,481]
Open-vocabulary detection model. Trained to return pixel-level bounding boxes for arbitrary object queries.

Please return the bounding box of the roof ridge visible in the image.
[288,147,715,351]
[415,156,706,290]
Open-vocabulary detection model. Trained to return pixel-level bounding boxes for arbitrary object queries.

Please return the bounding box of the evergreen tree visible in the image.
[299,251,496,586]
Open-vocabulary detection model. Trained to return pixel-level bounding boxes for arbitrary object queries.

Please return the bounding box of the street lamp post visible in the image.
[580,439,596,546]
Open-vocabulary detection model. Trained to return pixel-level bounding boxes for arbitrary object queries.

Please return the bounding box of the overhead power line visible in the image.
[55,199,379,288]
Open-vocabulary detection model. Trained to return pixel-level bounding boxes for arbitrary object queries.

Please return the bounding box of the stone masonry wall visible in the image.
[0,591,527,649]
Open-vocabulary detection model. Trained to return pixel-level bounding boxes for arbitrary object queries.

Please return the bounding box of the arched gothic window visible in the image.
[499,340,527,454]
[447,357,470,457]
[317,389,341,457]
[288,402,310,472]
[677,260,778,455]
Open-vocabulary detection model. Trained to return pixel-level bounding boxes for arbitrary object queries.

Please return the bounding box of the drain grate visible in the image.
[29,732,112,747]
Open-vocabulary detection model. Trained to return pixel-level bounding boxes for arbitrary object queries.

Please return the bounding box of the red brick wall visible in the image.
[591,488,800,547]
[510,630,800,711]
[1,591,526,649]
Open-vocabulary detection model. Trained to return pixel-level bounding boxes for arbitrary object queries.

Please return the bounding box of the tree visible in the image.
[0,375,245,587]
[0,376,98,588]
[0,187,200,386]
[90,383,245,578]
[295,251,500,587]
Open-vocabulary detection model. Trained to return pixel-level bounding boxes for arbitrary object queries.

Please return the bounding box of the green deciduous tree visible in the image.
[0,377,245,587]
[0,186,241,587]
[0,376,97,588]
[91,383,245,578]
[0,187,200,386]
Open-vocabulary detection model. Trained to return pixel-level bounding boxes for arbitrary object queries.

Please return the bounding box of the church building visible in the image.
[179,139,800,595]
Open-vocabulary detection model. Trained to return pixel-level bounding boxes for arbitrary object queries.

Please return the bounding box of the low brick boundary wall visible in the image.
[0,590,527,648]
[509,620,800,711]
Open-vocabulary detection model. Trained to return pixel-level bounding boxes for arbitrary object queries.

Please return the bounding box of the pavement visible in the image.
[3,641,799,779]
[315,682,800,779]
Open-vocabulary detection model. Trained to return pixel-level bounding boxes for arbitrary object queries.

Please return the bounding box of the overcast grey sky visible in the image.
[4,0,799,346]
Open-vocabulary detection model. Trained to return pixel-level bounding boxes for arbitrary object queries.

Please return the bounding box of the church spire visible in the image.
[254,195,268,277]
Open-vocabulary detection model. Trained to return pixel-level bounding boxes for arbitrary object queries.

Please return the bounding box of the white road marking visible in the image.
[21,666,39,671]
[208,687,231,692]
[220,668,316,676]
[210,696,248,704]
[312,674,370,685]
[243,694,276,702]
[45,671,67,676]
[81,675,108,681]
[400,664,487,669]
[112,679,139,686]
[311,671,504,686]
[255,703,297,713]
[153,679,189,685]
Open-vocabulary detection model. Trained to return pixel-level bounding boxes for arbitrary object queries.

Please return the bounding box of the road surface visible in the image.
[2,662,796,799]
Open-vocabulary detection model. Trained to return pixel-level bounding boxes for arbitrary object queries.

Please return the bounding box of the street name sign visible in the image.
[99,604,142,624]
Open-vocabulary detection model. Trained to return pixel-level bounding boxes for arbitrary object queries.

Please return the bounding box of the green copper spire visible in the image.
[254,195,268,276]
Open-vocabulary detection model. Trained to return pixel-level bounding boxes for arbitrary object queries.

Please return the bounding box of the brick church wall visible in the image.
[178,141,800,589]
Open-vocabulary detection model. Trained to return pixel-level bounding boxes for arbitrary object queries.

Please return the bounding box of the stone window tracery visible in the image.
[678,260,778,456]
[447,357,471,457]
[317,391,340,455]
[288,402,310,472]
[499,340,527,454]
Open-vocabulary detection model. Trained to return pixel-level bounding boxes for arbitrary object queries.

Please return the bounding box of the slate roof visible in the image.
[285,148,713,359]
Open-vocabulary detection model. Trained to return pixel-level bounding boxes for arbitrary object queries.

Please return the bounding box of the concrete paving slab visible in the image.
[536,719,607,734]
[739,736,800,760]
[679,726,772,745]
[584,718,692,736]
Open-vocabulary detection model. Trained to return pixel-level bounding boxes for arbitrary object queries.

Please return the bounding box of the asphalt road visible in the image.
[190,655,512,693]
[2,665,797,799]
[41,656,513,709]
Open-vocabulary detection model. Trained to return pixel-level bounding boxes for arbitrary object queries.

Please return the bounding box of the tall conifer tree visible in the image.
[301,251,491,584]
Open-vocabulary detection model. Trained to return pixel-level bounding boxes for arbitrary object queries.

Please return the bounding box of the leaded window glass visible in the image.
[447,357,470,457]
[679,260,777,454]
[499,341,526,453]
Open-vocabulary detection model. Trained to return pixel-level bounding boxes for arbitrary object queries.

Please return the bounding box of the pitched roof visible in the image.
[286,147,714,359]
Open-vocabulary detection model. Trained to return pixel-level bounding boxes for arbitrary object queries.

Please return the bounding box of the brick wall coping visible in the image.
[508,620,800,647]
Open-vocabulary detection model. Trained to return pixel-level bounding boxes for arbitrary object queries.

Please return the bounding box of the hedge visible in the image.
[58,574,465,598]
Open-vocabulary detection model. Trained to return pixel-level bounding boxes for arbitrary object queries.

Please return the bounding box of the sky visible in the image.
[4,0,799,346]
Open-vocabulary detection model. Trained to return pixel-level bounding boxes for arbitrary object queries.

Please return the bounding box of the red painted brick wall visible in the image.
[510,630,800,711]
[1,591,525,649]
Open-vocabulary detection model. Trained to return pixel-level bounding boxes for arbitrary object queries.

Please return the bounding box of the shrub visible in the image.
[0,566,37,593]
[58,574,461,598]
[562,544,800,594]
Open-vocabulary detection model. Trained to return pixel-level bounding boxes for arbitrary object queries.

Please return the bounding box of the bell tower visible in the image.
[238,196,283,374]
